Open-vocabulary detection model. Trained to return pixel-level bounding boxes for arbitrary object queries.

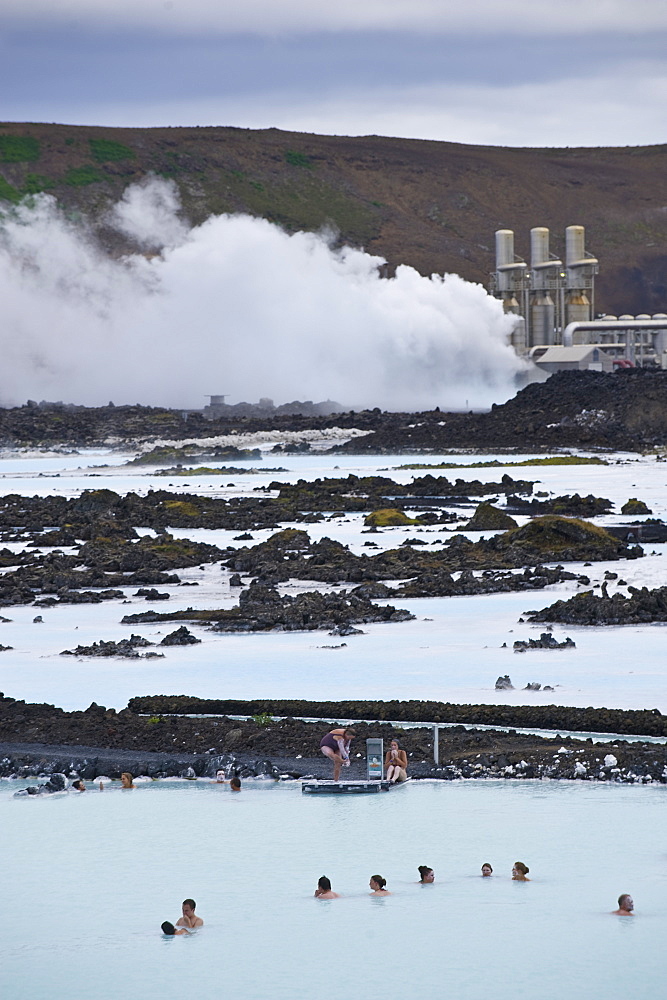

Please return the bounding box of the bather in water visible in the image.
[314,876,340,899]
[369,875,391,896]
[161,921,191,936]
[611,894,634,915]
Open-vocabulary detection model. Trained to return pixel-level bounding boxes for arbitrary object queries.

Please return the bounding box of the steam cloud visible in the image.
[0,178,523,411]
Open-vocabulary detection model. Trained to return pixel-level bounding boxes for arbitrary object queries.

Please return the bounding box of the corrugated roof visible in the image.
[536,346,610,362]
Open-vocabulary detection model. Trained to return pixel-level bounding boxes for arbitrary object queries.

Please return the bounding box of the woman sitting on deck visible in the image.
[384,740,408,783]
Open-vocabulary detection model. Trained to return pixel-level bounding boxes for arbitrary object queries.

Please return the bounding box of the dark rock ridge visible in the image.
[155,465,287,477]
[394,565,588,599]
[329,370,667,453]
[0,531,221,607]
[160,626,201,646]
[464,503,517,531]
[222,520,639,588]
[1,372,667,453]
[513,633,576,651]
[505,493,613,517]
[128,445,262,465]
[60,635,163,659]
[0,707,666,785]
[0,400,377,448]
[126,695,667,739]
[262,472,535,512]
[620,498,652,515]
[526,585,667,625]
[121,582,414,632]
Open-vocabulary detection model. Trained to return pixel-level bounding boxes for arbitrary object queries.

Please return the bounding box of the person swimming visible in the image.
[161,921,190,936]
[612,894,634,915]
[481,863,493,877]
[176,899,204,929]
[230,776,241,791]
[212,769,226,783]
[70,779,86,792]
[369,875,391,896]
[512,862,530,881]
[314,876,340,899]
[120,772,135,789]
[417,866,435,884]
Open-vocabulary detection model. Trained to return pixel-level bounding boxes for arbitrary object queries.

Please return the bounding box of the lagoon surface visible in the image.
[2,778,665,1000]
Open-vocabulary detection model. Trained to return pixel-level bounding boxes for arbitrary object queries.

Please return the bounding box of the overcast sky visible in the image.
[2,0,666,147]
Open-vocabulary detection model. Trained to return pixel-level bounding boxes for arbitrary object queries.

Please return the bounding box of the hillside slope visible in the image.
[1,122,666,313]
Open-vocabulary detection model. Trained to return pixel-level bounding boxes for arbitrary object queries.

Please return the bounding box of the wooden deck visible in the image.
[301,779,407,794]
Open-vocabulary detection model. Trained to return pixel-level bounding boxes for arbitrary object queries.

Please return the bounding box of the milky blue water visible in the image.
[2,778,665,1000]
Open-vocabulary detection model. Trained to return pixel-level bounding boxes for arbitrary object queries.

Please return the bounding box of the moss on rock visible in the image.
[464,502,517,531]
[364,508,418,527]
[496,515,627,558]
[621,498,652,514]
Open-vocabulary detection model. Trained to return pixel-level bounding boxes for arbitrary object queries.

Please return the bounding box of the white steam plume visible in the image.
[0,178,523,411]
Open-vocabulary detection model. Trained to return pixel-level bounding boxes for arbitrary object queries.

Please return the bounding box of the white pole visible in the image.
[433,726,439,765]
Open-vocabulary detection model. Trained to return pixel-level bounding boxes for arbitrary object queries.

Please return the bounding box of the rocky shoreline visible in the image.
[2,370,667,453]
[1,694,666,786]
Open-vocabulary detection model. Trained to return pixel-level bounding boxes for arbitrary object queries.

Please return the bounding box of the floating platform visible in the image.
[302,780,401,795]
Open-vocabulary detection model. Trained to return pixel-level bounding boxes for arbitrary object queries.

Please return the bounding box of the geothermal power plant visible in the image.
[490,225,667,370]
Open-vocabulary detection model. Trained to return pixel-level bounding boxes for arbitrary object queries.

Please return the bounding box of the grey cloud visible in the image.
[7,63,666,149]
[3,0,667,36]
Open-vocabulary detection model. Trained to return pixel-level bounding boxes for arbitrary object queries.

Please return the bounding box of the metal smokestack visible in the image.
[565,225,597,329]
[529,227,557,346]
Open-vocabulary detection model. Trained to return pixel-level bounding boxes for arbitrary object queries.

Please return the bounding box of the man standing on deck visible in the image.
[176,899,204,929]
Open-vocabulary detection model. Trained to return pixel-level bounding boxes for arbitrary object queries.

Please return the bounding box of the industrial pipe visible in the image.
[563,319,667,347]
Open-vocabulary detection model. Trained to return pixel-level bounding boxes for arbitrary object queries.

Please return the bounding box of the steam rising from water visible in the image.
[0,178,523,410]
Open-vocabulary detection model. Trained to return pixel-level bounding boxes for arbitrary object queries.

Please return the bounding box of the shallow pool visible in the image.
[2,779,665,1000]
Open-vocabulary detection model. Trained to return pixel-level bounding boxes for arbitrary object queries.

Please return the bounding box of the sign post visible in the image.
[366,738,384,781]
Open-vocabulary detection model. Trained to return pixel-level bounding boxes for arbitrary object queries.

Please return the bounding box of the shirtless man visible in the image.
[314,876,340,899]
[176,899,204,929]
[612,894,634,916]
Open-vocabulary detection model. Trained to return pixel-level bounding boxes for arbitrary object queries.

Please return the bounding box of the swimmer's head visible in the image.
[318,876,332,892]
[370,875,386,890]
[481,863,493,876]
[182,899,196,916]
[230,777,241,791]
[71,779,85,791]
[162,922,176,935]
[618,894,633,911]
[418,866,434,883]
[120,772,134,788]
[512,862,529,877]
[215,770,225,781]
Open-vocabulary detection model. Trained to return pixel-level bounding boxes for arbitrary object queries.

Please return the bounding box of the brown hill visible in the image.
[1,122,666,313]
